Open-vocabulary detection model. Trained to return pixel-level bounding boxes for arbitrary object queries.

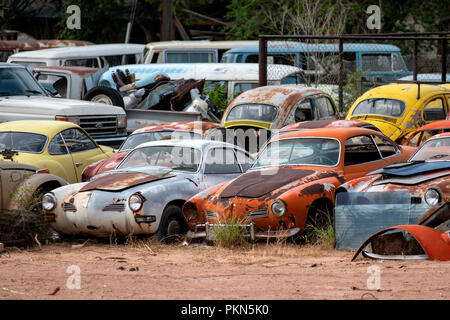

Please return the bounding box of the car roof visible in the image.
[133,138,243,152]
[225,41,401,54]
[0,120,79,135]
[355,83,450,102]
[272,127,386,142]
[103,63,302,82]
[227,84,325,109]
[132,121,220,135]
[8,43,145,59]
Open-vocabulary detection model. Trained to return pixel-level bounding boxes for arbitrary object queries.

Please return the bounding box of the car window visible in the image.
[235,149,254,172]
[316,97,336,118]
[204,148,241,174]
[392,53,403,71]
[344,135,381,166]
[61,128,97,153]
[64,58,99,68]
[409,136,450,161]
[253,138,340,168]
[233,82,258,96]
[294,99,314,122]
[372,135,398,158]
[0,131,47,153]
[352,98,406,118]
[166,51,215,63]
[0,67,47,97]
[361,54,392,72]
[48,133,68,155]
[423,97,446,121]
[226,104,278,123]
[120,146,201,172]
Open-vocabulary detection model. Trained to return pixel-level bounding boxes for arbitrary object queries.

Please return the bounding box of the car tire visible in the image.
[302,200,334,244]
[157,205,188,242]
[83,86,125,108]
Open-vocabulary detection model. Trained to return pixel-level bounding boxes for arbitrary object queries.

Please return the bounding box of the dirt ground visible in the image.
[0,239,449,300]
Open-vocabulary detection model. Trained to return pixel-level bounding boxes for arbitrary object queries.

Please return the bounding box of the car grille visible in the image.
[102,203,126,212]
[63,203,77,212]
[247,210,269,219]
[79,116,118,137]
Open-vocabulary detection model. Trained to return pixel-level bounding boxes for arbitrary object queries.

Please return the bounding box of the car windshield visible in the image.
[409,136,450,161]
[352,98,406,118]
[0,131,47,153]
[0,67,46,97]
[118,145,201,172]
[226,103,278,123]
[119,131,202,152]
[253,138,340,168]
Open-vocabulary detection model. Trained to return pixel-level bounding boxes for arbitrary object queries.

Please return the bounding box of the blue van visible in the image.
[221,41,412,81]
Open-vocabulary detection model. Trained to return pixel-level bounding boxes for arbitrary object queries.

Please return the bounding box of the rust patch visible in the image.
[300,183,324,196]
[220,168,316,198]
[79,172,173,192]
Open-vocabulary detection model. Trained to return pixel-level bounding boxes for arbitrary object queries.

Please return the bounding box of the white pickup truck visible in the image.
[0,63,128,146]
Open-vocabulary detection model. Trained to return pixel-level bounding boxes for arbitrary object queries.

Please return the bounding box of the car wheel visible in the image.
[157,205,188,242]
[83,86,125,108]
[302,200,334,244]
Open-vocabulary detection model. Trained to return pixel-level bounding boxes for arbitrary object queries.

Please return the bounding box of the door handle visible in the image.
[75,162,83,167]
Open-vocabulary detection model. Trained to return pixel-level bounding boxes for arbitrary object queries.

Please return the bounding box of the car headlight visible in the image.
[42,193,56,211]
[271,199,286,217]
[128,193,143,212]
[117,116,127,129]
[424,188,441,206]
[55,116,80,126]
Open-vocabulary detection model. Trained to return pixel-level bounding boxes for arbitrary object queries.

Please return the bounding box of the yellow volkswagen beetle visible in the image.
[0,120,115,183]
[346,84,450,143]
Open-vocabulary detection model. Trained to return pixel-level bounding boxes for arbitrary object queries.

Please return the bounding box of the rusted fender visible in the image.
[352,225,450,262]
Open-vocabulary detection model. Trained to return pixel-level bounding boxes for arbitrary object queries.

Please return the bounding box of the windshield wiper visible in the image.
[0,91,14,96]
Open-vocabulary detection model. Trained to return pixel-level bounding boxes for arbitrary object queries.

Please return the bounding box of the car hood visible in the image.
[79,166,174,192]
[219,166,338,198]
[0,96,125,116]
[83,151,129,179]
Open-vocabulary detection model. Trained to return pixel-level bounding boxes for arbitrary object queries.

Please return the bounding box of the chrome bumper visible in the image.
[187,222,300,241]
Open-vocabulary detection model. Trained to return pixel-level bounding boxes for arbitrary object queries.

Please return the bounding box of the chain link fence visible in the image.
[255,33,449,114]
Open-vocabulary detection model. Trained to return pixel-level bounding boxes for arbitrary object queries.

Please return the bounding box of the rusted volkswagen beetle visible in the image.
[221,85,340,131]
[183,127,415,240]
[81,121,220,181]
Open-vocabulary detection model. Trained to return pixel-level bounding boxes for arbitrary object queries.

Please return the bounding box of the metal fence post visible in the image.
[413,39,418,81]
[259,36,267,87]
[442,37,448,83]
[338,38,344,114]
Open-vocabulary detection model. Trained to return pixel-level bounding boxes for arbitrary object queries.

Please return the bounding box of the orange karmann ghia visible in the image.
[182,127,416,240]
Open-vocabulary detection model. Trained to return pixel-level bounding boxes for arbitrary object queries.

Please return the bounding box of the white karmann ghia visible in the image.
[42,139,254,240]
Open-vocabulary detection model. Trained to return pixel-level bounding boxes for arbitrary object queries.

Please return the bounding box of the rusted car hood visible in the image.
[79,167,174,192]
[220,167,335,198]
[83,151,129,181]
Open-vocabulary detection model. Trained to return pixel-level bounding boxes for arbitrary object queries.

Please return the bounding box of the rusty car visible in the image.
[346,83,450,143]
[334,133,449,252]
[182,127,415,240]
[221,84,340,132]
[336,132,450,206]
[42,139,254,240]
[81,121,220,181]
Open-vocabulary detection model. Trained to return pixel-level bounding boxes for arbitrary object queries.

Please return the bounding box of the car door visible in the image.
[47,132,78,183]
[200,147,243,189]
[342,134,388,181]
[421,95,447,125]
[313,95,338,120]
[60,128,107,182]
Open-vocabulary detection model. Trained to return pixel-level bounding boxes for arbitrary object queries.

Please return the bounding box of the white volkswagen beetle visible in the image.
[42,139,254,240]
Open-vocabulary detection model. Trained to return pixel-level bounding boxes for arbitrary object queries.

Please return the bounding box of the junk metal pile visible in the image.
[0,51,449,262]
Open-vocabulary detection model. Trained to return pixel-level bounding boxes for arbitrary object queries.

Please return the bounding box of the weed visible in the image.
[212,215,250,249]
